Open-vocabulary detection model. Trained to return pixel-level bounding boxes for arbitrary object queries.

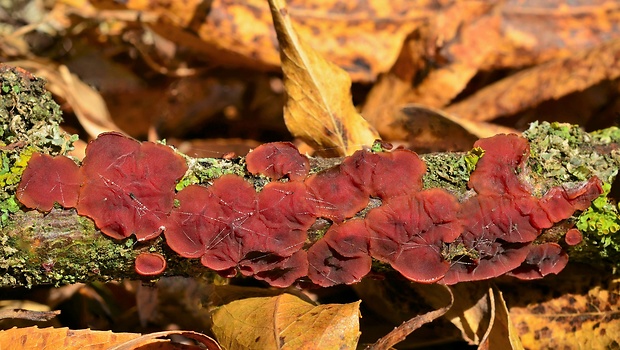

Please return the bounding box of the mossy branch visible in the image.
[1,64,619,288]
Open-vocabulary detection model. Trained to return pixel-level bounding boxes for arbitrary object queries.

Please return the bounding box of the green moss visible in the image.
[575,183,620,258]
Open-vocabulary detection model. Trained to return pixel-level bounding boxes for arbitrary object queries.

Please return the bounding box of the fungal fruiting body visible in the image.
[135,252,167,276]
[16,135,603,286]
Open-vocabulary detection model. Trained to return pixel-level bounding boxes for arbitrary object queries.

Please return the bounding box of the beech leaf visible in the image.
[268,0,380,156]
[504,265,620,350]
[211,293,360,350]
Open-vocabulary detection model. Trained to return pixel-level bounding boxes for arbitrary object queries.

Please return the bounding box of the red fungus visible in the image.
[468,134,531,197]
[135,252,167,276]
[367,189,461,283]
[307,219,371,287]
[440,134,602,284]
[77,132,188,241]
[442,237,531,285]
[165,184,214,259]
[459,195,542,244]
[564,228,583,246]
[16,153,80,211]
[341,149,426,200]
[167,176,313,285]
[305,166,369,222]
[539,176,603,222]
[507,243,568,280]
[256,181,315,255]
[241,250,309,288]
[195,175,259,272]
[246,142,309,181]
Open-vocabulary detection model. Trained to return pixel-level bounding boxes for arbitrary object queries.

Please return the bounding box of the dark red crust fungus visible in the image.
[539,177,603,223]
[166,175,312,287]
[305,166,369,223]
[441,134,602,284]
[15,131,605,288]
[16,153,80,211]
[341,149,426,199]
[135,252,167,276]
[564,228,583,246]
[77,132,188,241]
[240,250,308,288]
[507,243,568,280]
[307,219,371,287]
[245,142,309,181]
[367,189,461,283]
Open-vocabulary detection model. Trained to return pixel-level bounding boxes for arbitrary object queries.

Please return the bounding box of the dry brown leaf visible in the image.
[6,60,123,138]
[211,293,360,350]
[363,103,518,153]
[446,37,620,122]
[418,282,524,349]
[0,309,60,322]
[90,0,429,82]
[401,104,518,139]
[429,282,495,346]
[363,0,620,131]
[480,287,524,350]
[503,265,620,350]
[0,326,221,350]
[268,0,379,156]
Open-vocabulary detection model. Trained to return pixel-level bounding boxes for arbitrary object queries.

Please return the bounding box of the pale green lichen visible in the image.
[422,147,483,194]
[176,156,247,191]
[524,121,620,186]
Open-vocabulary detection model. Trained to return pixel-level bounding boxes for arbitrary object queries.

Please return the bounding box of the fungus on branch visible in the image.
[135,252,167,276]
[507,243,568,280]
[307,219,371,287]
[441,134,602,284]
[564,228,583,246]
[305,166,369,222]
[245,142,309,181]
[341,148,426,200]
[77,132,188,241]
[16,153,80,211]
[367,189,461,283]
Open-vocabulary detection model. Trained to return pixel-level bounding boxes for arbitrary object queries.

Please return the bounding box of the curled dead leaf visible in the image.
[268,0,379,156]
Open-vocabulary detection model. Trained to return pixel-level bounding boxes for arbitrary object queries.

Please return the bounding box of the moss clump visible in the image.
[573,182,620,266]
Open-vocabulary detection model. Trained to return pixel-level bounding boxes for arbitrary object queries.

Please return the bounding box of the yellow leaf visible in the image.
[481,287,524,350]
[505,265,620,350]
[268,0,380,156]
[211,293,360,350]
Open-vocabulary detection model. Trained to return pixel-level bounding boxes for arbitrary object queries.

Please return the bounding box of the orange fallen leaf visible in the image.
[0,327,221,350]
[446,37,620,122]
